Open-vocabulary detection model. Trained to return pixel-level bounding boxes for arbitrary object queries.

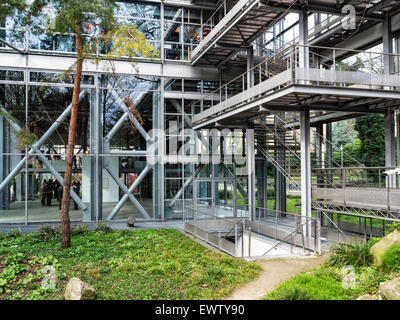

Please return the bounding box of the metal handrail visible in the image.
[192,43,400,111]
[262,227,299,256]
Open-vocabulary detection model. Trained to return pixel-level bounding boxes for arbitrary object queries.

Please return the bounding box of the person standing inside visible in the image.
[57,184,63,210]
[41,179,47,206]
[72,178,81,210]
[46,179,53,206]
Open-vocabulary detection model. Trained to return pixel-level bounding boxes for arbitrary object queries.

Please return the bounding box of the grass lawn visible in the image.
[0,228,261,300]
[263,265,388,300]
[263,237,400,300]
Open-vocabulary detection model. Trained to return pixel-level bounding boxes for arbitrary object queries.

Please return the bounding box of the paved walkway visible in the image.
[224,256,324,300]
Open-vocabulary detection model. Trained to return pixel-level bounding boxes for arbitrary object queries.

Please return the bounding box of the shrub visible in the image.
[95,221,112,233]
[0,228,22,240]
[380,244,400,272]
[326,241,373,268]
[270,286,312,300]
[386,222,400,234]
[218,189,233,200]
[37,225,60,241]
[71,224,89,235]
[265,268,359,300]
[267,188,275,197]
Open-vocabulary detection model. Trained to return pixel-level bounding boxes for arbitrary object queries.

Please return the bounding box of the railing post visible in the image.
[241,222,244,258]
[387,177,391,212]
[248,227,252,258]
[342,168,346,207]
[225,84,227,102]
[317,217,321,254]
[333,49,336,71]
[234,223,237,251]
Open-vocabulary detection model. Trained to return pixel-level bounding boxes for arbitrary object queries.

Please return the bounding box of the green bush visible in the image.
[37,225,60,241]
[0,228,22,240]
[218,189,233,199]
[265,268,356,300]
[380,244,400,272]
[326,241,373,268]
[71,224,89,235]
[95,221,112,233]
[269,286,311,300]
[267,188,275,197]
[386,222,400,234]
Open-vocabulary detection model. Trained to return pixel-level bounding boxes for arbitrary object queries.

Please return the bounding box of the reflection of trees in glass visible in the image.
[101,74,159,150]
[115,1,160,19]
[116,17,160,41]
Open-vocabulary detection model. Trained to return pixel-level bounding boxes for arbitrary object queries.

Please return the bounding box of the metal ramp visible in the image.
[184,206,321,258]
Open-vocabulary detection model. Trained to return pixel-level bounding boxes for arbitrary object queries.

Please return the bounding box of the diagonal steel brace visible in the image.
[0,104,88,212]
[104,163,150,219]
[0,91,86,193]
[106,164,153,221]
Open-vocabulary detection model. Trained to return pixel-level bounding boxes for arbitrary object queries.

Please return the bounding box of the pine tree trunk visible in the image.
[60,21,83,249]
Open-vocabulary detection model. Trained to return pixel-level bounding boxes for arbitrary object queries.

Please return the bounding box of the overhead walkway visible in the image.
[192,45,400,130]
[191,0,288,66]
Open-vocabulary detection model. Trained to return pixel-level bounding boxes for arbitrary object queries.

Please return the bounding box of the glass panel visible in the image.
[103,156,153,220]
[26,85,91,222]
[115,1,161,19]
[0,83,26,223]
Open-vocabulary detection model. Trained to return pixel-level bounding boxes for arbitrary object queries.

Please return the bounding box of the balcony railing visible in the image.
[191,44,400,126]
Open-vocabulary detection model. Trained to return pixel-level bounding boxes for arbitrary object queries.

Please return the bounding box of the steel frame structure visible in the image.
[0,0,399,243]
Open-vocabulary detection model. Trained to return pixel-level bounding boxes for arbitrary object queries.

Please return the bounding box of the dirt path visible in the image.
[225,257,324,300]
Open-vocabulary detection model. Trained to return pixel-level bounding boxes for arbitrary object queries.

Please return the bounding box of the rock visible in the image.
[65,278,96,300]
[378,278,400,300]
[356,294,382,300]
[127,216,136,228]
[370,230,400,265]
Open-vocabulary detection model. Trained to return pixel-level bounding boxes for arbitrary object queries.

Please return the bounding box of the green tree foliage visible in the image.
[332,119,358,147]
[336,56,365,72]
[354,114,385,167]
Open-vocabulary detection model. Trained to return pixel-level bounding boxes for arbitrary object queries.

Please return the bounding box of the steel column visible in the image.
[300,109,312,237]
[299,10,309,71]
[247,129,256,220]
[383,16,394,75]
[385,109,396,187]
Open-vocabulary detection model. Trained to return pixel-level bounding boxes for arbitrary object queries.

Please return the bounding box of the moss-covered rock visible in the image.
[378,278,400,300]
[356,294,382,300]
[370,230,400,265]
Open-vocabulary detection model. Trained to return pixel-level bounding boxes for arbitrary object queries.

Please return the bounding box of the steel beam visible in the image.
[104,164,150,220]
[169,163,204,208]
[0,105,87,212]
[106,164,153,221]
[0,91,86,193]
[109,90,151,142]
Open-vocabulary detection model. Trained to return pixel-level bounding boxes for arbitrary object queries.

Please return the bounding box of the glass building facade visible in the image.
[0,1,255,224]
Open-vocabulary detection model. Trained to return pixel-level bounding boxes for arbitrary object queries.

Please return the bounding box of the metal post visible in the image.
[248,227,251,258]
[241,222,244,258]
[300,109,312,237]
[385,109,396,188]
